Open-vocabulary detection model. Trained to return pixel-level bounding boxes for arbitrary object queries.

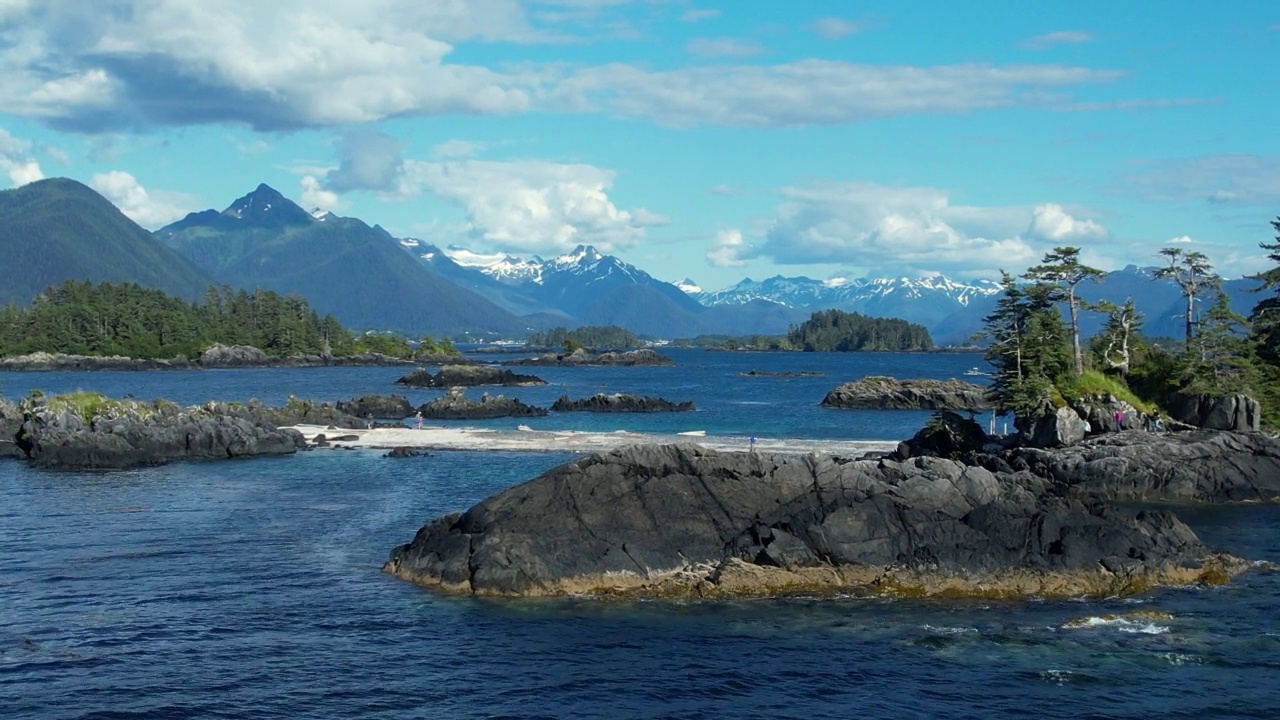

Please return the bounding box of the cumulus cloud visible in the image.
[89,170,191,228]
[757,181,1109,278]
[432,139,487,159]
[0,0,540,131]
[553,60,1123,127]
[300,175,342,212]
[1021,30,1095,50]
[686,37,765,58]
[706,228,756,267]
[0,128,45,187]
[1120,154,1280,206]
[402,159,660,255]
[324,129,406,193]
[809,18,863,40]
[1028,203,1109,242]
[1168,235,1194,243]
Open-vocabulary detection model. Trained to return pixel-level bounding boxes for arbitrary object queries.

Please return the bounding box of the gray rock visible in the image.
[1028,407,1087,448]
[385,444,1232,598]
[551,393,694,413]
[418,388,548,420]
[396,365,547,388]
[1165,393,1260,432]
[336,394,414,419]
[821,376,990,411]
[198,344,269,367]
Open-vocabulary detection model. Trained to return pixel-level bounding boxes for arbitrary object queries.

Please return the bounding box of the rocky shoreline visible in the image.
[503,348,675,367]
[551,393,694,413]
[821,376,990,411]
[383,443,1245,599]
[0,345,415,372]
[395,365,547,388]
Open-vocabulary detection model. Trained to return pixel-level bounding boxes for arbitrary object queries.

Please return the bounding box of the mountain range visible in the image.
[1,177,1265,344]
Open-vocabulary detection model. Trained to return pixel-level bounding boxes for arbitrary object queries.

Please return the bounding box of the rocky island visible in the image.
[504,348,675,367]
[551,393,694,413]
[418,388,548,420]
[395,365,547,388]
[821,376,990,411]
[384,443,1240,599]
[0,344,414,371]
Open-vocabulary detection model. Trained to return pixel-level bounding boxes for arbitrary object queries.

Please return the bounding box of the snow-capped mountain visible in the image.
[686,274,1001,310]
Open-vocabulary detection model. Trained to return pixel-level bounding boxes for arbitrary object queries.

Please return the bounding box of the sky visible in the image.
[1,0,1277,292]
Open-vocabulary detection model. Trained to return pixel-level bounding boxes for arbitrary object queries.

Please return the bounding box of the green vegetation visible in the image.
[982,225,1280,429]
[0,280,421,360]
[671,334,793,350]
[527,325,642,349]
[786,309,933,352]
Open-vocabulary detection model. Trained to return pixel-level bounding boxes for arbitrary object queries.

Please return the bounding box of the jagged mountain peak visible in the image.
[220,183,314,228]
[674,278,703,293]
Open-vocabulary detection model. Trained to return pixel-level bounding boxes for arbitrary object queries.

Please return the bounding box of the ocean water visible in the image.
[2,350,1279,719]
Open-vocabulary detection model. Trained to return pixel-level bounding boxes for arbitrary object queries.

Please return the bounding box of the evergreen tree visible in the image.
[1155,247,1218,348]
[1092,299,1142,375]
[1247,217,1280,364]
[1024,246,1103,376]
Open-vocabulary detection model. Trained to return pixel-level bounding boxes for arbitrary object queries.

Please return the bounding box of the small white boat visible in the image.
[963,367,988,377]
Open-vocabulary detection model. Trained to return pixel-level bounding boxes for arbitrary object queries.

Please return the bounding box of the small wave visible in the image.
[1039,669,1075,683]
[922,624,978,635]
[1160,652,1203,666]
[1061,611,1173,635]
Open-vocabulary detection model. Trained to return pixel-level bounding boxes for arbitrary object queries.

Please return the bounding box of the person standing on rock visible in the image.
[415,411,424,430]
[366,412,374,430]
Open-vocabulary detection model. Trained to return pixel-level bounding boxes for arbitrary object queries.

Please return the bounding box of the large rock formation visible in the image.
[396,365,547,388]
[821,376,990,411]
[0,346,411,371]
[0,352,192,371]
[336,394,414,419]
[1164,393,1260,432]
[1027,407,1088,449]
[504,348,676,367]
[897,411,990,460]
[418,388,548,420]
[198,343,269,367]
[1004,430,1280,503]
[0,399,22,458]
[385,444,1237,599]
[12,396,304,469]
[551,393,694,413]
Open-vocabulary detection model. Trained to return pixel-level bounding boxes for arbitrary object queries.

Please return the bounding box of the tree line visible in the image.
[786,309,934,352]
[0,281,455,361]
[980,217,1280,428]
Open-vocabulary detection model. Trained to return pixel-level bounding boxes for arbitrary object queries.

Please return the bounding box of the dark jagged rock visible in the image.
[1005,429,1280,503]
[1026,407,1088,449]
[821,376,990,411]
[551,393,694,413]
[504,348,676,367]
[384,444,1238,599]
[1165,393,1260,432]
[395,365,547,388]
[250,398,365,428]
[13,397,304,470]
[418,388,548,420]
[1071,395,1142,435]
[0,399,22,458]
[738,370,826,378]
[897,411,988,460]
[336,394,414,419]
[386,447,424,458]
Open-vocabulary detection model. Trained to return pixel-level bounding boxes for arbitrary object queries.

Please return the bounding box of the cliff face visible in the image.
[385,444,1236,599]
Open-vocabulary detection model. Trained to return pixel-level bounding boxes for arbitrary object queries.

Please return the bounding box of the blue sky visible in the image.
[1,0,1277,291]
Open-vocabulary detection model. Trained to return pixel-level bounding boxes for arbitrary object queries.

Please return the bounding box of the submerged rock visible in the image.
[551,393,694,413]
[396,365,547,388]
[504,348,675,367]
[821,376,990,411]
[385,444,1237,599]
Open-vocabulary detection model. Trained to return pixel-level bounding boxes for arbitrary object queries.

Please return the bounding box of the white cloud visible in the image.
[706,228,755,267]
[686,37,765,58]
[1028,203,1109,242]
[809,18,862,40]
[554,60,1123,127]
[89,171,191,228]
[1120,154,1280,206]
[432,139,487,159]
[758,181,1109,278]
[1168,235,1194,243]
[402,158,659,255]
[0,128,44,187]
[681,8,720,22]
[324,129,406,193]
[300,175,342,212]
[1021,30,1095,50]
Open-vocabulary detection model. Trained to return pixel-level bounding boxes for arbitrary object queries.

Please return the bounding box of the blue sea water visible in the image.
[2,350,1279,719]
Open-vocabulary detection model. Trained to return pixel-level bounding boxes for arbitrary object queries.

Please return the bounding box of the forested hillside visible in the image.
[786,309,934,351]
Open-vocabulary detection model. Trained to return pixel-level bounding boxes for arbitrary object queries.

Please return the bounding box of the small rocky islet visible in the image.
[502,348,675,367]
